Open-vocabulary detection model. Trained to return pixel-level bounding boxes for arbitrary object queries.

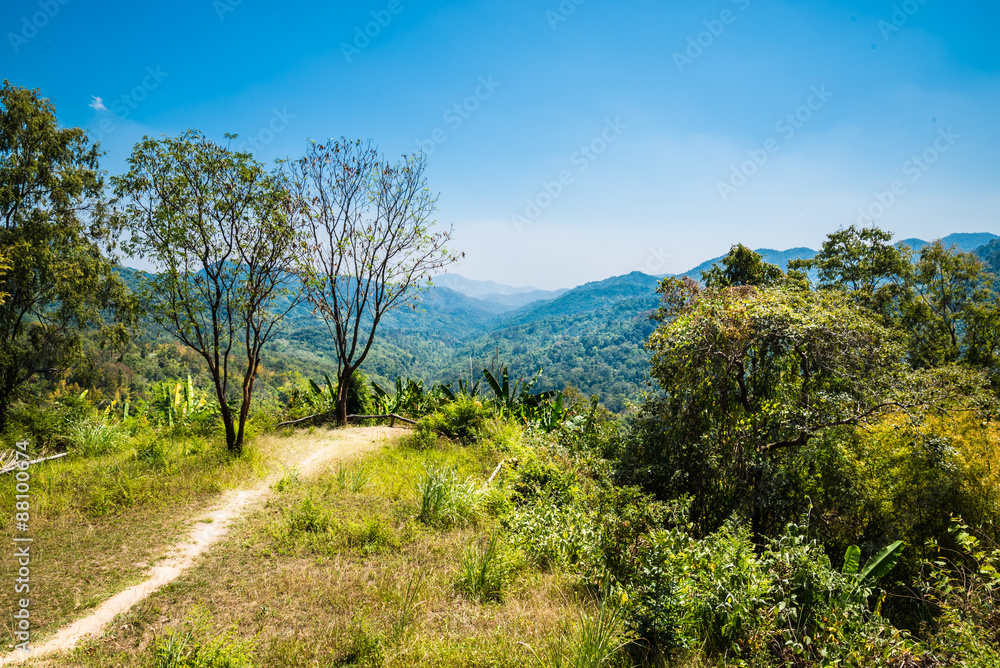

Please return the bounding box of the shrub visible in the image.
[478,415,523,453]
[400,422,441,451]
[508,454,579,507]
[343,517,399,555]
[346,370,376,417]
[622,520,915,666]
[419,395,490,443]
[505,497,599,573]
[287,497,331,534]
[918,521,1000,666]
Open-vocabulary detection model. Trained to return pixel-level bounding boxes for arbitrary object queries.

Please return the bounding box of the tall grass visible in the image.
[69,416,127,456]
[414,463,483,527]
[456,533,512,602]
[535,598,631,668]
[333,460,374,492]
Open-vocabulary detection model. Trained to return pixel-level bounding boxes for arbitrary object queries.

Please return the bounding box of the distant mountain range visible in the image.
[431,274,568,311]
[656,232,998,281]
[120,231,999,412]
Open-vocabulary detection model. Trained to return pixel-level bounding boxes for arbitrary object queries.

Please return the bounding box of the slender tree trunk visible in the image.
[210,368,239,455]
[336,366,352,426]
[234,360,258,456]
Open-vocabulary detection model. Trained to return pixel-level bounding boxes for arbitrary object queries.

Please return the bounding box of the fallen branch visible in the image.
[0,452,68,474]
[275,413,329,428]
[347,413,419,427]
[275,413,419,429]
[485,460,504,486]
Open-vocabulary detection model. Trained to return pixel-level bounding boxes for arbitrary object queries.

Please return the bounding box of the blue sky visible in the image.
[3,0,998,289]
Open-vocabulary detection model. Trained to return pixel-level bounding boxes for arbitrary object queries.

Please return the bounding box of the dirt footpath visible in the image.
[0,425,400,666]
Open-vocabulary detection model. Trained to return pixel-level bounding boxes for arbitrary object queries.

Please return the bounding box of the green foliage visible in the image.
[536,598,631,668]
[701,243,784,290]
[68,415,127,456]
[371,376,452,417]
[791,226,1000,371]
[455,533,516,602]
[509,455,579,507]
[153,609,255,668]
[905,239,998,368]
[343,516,399,556]
[413,463,483,527]
[918,521,1000,666]
[622,520,913,666]
[332,461,374,493]
[788,224,910,321]
[633,285,906,532]
[114,129,302,454]
[418,394,491,443]
[287,496,331,534]
[481,364,568,430]
[345,369,376,416]
[150,375,213,428]
[976,237,1000,283]
[0,81,134,429]
[333,623,385,667]
[505,497,599,572]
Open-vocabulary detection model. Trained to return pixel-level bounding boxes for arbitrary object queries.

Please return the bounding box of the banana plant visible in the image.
[482,365,559,421]
[457,376,480,398]
[307,373,338,412]
[840,540,904,604]
[151,375,209,426]
[530,391,569,432]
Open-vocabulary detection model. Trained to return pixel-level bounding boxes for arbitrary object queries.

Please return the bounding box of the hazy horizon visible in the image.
[4,0,998,290]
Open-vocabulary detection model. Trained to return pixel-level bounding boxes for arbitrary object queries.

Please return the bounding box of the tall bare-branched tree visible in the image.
[287,138,460,424]
[113,130,303,454]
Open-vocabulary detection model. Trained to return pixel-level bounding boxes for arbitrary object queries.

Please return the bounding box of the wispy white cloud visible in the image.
[89,96,106,111]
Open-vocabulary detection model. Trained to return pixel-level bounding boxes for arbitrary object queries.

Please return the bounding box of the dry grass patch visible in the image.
[0,425,394,648]
[41,440,589,667]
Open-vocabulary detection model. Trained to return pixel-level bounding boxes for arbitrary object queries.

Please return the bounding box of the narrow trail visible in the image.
[0,425,401,666]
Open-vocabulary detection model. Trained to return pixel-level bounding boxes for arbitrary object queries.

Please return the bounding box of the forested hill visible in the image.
[665,232,998,280]
[274,271,663,412]
[114,233,999,413]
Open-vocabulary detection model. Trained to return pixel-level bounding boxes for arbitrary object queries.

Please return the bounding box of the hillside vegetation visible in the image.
[3,82,1000,667]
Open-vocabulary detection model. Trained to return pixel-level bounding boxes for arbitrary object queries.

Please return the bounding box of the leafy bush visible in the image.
[6,390,93,450]
[622,520,914,666]
[508,454,579,507]
[419,394,491,443]
[477,415,523,453]
[400,422,441,450]
[343,517,399,556]
[505,497,599,572]
[287,497,332,534]
[918,521,1000,666]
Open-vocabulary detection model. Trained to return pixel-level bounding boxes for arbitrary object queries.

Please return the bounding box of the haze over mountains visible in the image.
[126,232,1000,412]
